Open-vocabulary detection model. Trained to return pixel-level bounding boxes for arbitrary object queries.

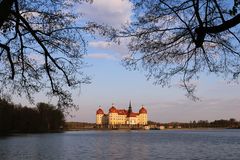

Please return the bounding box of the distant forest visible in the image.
[0,98,64,134]
[148,119,240,129]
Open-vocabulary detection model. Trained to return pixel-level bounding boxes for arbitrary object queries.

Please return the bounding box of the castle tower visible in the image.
[96,106,104,125]
[108,103,118,125]
[139,105,148,125]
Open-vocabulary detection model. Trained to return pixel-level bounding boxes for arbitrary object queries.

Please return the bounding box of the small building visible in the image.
[159,126,165,130]
[177,126,182,129]
[143,125,150,130]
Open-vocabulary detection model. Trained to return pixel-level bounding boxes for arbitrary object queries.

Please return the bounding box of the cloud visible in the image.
[77,1,133,60]
[89,41,112,49]
[79,0,133,28]
[85,53,116,60]
[89,40,130,59]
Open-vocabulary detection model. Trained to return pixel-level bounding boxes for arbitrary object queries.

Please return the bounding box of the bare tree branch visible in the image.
[115,0,240,99]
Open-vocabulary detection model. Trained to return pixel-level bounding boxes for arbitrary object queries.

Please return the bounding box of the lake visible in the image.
[0,129,240,160]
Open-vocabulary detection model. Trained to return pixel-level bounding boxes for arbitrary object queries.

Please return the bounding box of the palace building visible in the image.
[96,102,148,126]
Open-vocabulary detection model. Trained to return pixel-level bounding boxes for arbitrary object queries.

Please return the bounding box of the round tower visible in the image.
[109,103,118,125]
[139,105,148,125]
[96,106,104,125]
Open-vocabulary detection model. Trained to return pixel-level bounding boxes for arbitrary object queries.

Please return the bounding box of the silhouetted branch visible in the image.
[115,0,240,99]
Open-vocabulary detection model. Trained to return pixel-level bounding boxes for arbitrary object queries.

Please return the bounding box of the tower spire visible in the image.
[128,100,132,113]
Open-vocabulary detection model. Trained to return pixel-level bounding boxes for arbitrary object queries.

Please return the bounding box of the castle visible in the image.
[96,102,148,126]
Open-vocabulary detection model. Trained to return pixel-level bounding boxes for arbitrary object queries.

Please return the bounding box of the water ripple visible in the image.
[0,130,240,160]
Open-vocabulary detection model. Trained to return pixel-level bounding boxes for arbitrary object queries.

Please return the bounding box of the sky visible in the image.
[14,0,240,123]
[64,0,240,123]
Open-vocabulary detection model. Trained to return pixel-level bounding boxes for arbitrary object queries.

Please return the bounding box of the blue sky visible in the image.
[71,53,240,123]
[69,0,240,123]
[14,0,240,123]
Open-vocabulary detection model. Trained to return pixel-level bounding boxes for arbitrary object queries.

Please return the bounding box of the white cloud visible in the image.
[85,53,116,60]
[79,0,133,28]
[89,39,130,59]
[77,1,133,60]
[89,41,112,49]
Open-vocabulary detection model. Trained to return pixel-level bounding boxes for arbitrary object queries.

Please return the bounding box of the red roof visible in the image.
[99,104,146,116]
[117,109,128,115]
[109,107,139,117]
[127,112,139,117]
[96,108,104,115]
[139,106,147,114]
[109,106,118,113]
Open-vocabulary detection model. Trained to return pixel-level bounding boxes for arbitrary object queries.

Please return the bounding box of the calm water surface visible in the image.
[0,129,240,160]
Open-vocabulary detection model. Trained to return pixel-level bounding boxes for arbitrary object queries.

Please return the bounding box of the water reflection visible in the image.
[0,130,240,160]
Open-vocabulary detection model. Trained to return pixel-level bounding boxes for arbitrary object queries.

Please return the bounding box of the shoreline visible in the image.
[0,128,240,137]
[1,128,239,136]
[64,127,235,131]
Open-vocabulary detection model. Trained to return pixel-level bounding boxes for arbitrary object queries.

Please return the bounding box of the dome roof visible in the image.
[96,108,104,115]
[109,104,117,113]
[139,106,147,114]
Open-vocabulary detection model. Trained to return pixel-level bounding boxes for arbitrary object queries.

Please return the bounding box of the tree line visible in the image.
[148,118,240,129]
[0,99,65,134]
[64,122,95,130]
